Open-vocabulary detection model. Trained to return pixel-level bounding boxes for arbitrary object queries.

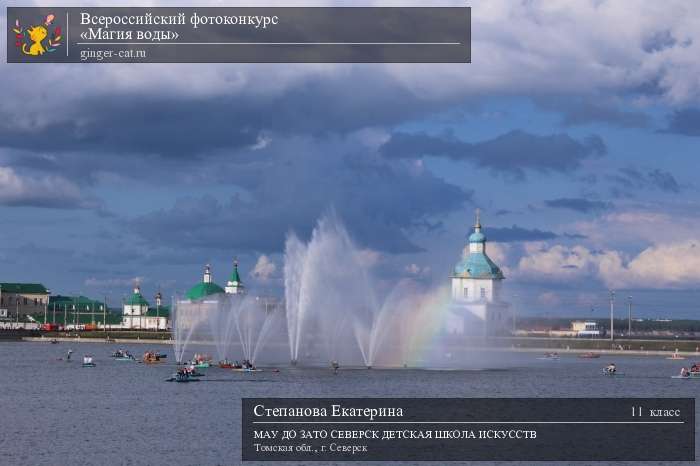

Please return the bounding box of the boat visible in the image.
[671,373,700,379]
[218,362,234,369]
[537,352,560,360]
[666,350,686,360]
[112,349,135,361]
[166,372,199,383]
[232,367,262,372]
[143,351,164,364]
[578,352,600,359]
[190,353,212,368]
[183,366,205,377]
[602,368,623,376]
[82,355,96,367]
[50,339,59,344]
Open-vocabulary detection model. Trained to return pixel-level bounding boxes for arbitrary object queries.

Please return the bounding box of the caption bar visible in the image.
[242,398,695,462]
[7,7,470,63]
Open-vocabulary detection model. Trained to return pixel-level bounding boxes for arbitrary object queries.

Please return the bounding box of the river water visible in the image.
[1,341,696,466]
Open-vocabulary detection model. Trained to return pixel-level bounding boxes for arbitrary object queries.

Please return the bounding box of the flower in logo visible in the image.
[13,14,62,56]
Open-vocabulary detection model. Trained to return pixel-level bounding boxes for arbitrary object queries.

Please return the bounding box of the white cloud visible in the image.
[84,276,144,288]
[515,240,700,289]
[404,263,431,277]
[569,208,700,247]
[251,255,277,281]
[0,166,91,209]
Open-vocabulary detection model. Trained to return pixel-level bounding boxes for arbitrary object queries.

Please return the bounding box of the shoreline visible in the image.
[20,335,700,358]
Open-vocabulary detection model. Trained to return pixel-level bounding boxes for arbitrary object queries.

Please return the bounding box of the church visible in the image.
[447,210,512,336]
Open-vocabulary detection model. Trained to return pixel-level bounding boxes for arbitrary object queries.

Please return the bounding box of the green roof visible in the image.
[49,295,105,309]
[125,290,149,307]
[0,283,49,294]
[145,306,170,318]
[185,282,224,300]
[229,262,242,284]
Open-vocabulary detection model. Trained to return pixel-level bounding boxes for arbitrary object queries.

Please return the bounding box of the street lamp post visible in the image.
[609,290,615,341]
[628,296,632,336]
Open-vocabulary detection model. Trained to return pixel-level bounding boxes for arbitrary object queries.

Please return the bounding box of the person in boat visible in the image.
[690,364,700,373]
[680,367,689,377]
[67,349,73,361]
[331,360,340,374]
[606,363,616,373]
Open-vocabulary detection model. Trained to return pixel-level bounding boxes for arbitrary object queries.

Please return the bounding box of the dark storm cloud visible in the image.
[0,71,438,159]
[608,167,682,194]
[662,108,700,136]
[130,151,471,254]
[534,97,651,128]
[379,130,606,179]
[544,198,612,213]
[642,30,677,53]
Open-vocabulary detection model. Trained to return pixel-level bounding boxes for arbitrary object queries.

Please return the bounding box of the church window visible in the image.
[480,288,486,299]
[463,288,468,298]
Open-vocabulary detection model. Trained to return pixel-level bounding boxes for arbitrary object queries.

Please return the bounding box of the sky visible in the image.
[1,1,700,318]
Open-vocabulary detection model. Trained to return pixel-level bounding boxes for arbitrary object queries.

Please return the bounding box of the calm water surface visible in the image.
[1,342,697,466]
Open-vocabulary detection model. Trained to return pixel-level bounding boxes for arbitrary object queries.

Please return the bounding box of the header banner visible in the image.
[7,7,471,63]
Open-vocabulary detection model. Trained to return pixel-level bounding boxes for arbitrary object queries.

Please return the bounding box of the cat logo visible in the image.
[12,14,62,56]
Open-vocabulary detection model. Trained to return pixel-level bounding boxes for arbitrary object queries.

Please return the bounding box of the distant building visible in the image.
[571,320,602,337]
[0,283,49,320]
[225,261,245,295]
[122,286,169,330]
[448,211,512,335]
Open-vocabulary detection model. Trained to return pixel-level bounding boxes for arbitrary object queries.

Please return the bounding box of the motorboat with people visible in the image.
[538,352,560,360]
[182,365,205,377]
[666,350,686,360]
[82,355,96,367]
[188,353,212,368]
[143,351,165,364]
[672,365,700,378]
[218,359,234,369]
[50,339,59,344]
[578,352,600,359]
[331,360,340,375]
[602,363,623,376]
[112,349,135,361]
[232,359,260,372]
[166,369,200,383]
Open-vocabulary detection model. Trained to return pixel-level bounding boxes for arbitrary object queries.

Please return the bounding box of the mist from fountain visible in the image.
[284,212,415,367]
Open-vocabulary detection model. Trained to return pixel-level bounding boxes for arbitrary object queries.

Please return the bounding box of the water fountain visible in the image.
[284,212,419,368]
[171,213,464,369]
[172,293,281,365]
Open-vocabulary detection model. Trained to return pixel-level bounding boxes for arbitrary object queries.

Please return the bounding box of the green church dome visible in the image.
[126,287,149,306]
[185,282,225,300]
[185,264,224,300]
